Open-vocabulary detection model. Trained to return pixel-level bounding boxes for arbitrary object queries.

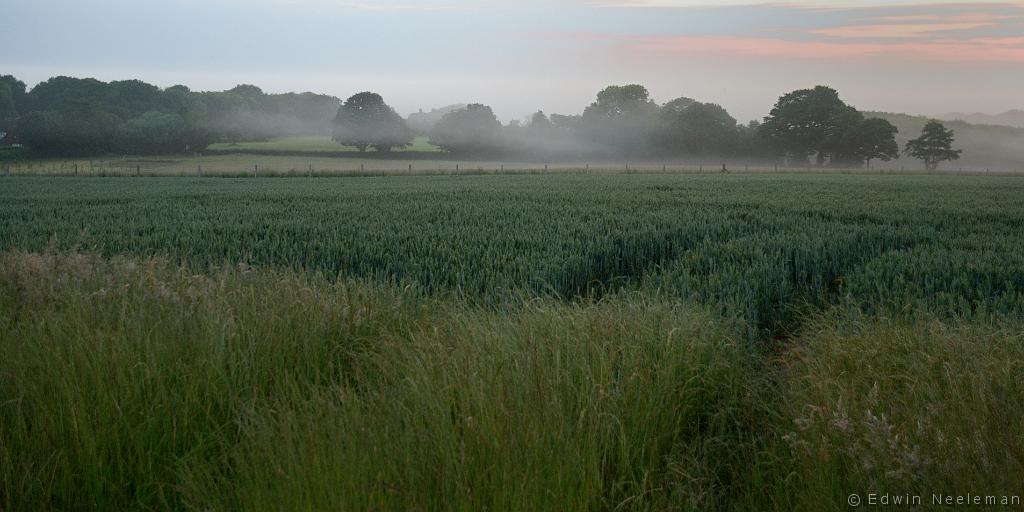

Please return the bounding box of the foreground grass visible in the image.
[1,252,1022,510]
[0,252,760,510]
[770,314,1024,510]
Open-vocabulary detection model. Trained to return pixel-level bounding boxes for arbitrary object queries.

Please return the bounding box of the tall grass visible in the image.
[764,312,1024,510]
[3,252,1023,510]
[0,252,762,510]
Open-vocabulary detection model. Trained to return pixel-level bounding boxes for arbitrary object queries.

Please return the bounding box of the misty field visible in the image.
[9,134,1019,178]
[207,135,443,153]
[2,174,1024,510]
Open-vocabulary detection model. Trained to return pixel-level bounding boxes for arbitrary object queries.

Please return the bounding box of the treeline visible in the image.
[333,84,960,169]
[1,74,961,168]
[0,75,339,156]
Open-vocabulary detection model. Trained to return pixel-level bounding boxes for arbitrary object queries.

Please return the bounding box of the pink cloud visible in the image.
[814,11,1020,39]
[623,34,1024,62]
[875,12,1017,23]
[813,22,994,38]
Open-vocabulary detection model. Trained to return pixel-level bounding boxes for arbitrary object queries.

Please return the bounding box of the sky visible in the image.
[5,0,1024,123]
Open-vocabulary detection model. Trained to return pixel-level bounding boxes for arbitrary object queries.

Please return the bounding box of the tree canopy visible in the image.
[656,97,738,156]
[332,92,412,152]
[905,120,962,171]
[4,74,340,156]
[429,104,503,155]
[760,86,863,164]
[837,118,899,167]
[580,85,660,155]
[0,74,923,167]
[0,75,27,117]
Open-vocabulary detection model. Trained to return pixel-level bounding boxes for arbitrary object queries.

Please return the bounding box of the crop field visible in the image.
[3,173,1024,510]
[3,174,1023,326]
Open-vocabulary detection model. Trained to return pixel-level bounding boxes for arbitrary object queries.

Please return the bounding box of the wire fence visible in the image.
[2,158,1022,178]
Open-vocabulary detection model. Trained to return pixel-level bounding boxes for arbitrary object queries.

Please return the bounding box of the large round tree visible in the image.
[580,84,660,155]
[656,97,738,156]
[429,103,503,155]
[759,85,863,165]
[333,92,412,152]
[837,118,899,168]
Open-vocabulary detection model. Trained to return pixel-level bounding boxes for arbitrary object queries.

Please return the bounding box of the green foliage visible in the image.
[905,120,962,171]
[9,75,340,156]
[120,112,191,154]
[581,84,660,155]
[837,118,899,167]
[760,86,864,164]
[586,84,656,119]
[18,108,122,157]
[429,103,503,155]
[866,111,1024,171]
[736,121,773,159]
[0,82,15,119]
[656,97,738,156]
[0,75,27,115]
[332,92,412,152]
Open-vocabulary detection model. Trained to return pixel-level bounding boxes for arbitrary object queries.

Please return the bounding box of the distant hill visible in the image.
[864,111,1024,172]
[407,104,466,134]
[937,110,1024,129]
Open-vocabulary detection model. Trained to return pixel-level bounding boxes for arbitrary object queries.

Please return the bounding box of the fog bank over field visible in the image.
[937,110,1024,129]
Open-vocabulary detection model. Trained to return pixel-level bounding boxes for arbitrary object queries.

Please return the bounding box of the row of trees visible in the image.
[331,84,961,169]
[0,75,340,156]
[2,73,962,168]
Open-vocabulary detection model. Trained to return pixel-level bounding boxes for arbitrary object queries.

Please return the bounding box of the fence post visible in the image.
[74,163,78,176]
[500,164,504,172]
[309,164,313,177]
[137,165,141,177]
[254,164,258,178]
[456,164,459,172]
[545,164,549,173]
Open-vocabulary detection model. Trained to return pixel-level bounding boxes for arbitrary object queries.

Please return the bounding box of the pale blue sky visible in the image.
[6,0,1024,122]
